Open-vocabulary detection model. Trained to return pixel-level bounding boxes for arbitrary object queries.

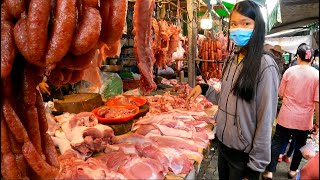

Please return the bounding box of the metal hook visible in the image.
[192,1,198,10]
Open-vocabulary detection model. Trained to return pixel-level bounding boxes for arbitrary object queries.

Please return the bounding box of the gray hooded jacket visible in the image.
[205,53,280,172]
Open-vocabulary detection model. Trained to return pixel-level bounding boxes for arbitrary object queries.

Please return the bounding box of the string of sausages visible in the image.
[1,0,128,179]
[198,31,233,80]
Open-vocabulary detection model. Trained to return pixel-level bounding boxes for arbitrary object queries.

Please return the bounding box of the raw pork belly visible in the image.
[118,155,165,179]
[56,150,127,180]
[111,133,196,175]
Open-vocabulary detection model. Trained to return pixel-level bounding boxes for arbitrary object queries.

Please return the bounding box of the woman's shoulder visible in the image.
[260,53,279,72]
[261,53,277,66]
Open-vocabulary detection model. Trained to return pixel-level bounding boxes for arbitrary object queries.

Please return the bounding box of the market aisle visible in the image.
[197,139,308,180]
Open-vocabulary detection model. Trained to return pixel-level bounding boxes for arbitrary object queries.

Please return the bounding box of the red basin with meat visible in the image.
[106,95,147,107]
[92,105,139,124]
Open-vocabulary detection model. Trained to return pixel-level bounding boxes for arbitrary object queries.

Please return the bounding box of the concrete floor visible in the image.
[196,138,308,180]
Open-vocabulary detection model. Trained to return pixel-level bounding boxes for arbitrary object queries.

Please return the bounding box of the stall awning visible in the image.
[267,0,319,34]
[265,35,319,54]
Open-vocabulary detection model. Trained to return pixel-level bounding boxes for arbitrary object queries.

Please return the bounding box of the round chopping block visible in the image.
[54,93,103,114]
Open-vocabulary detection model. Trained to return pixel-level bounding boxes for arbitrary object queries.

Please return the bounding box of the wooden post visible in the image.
[187,0,197,87]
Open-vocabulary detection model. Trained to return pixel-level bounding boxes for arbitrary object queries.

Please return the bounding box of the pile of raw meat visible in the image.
[198,31,234,80]
[160,78,178,86]
[145,83,214,114]
[1,0,128,179]
[49,103,215,179]
[196,76,222,92]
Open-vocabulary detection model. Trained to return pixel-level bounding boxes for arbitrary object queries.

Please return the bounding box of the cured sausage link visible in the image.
[15,154,29,179]
[22,141,59,180]
[26,0,51,67]
[22,64,42,107]
[70,7,101,55]
[13,18,31,61]
[35,90,48,134]
[1,20,17,79]
[2,100,29,144]
[1,3,13,22]
[82,0,98,7]
[25,106,43,155]
[4,0,25,19]
[45,0,77,65]
[42,133,60,168]
[1,118,23,180]
[35,90,60,168]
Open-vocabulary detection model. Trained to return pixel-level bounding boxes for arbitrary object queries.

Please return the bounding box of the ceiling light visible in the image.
[210,0,218,5]
[201,19,213,30]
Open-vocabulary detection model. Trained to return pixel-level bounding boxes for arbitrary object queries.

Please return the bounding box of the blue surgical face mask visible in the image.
[229,28,253,47]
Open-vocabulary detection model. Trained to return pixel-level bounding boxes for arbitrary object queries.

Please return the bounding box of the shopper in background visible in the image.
[263,45,296,164]
[38,76,73,102]
[289,43,307,67]
[263,44,319,179]
[270,45,286,76]
[186,1,280,179]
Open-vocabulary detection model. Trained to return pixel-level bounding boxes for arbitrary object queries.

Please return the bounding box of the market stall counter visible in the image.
[46,83,217,179]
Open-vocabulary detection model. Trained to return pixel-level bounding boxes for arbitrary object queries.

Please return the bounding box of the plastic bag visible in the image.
[300,143,316,160]
[73,80,100,93]
[99,72,123,98]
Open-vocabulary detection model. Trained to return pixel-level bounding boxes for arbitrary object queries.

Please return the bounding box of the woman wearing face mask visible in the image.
[186,1,280,179]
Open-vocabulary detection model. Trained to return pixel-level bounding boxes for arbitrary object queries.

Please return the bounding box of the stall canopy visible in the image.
[198,0,266,17]
[265,35,319,54]
[267,0,319,34]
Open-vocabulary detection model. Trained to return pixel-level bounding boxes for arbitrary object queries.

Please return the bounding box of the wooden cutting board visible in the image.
[54,93,103,114]
[104,119,134,136]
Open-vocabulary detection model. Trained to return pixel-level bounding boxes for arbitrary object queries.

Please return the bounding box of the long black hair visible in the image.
[230,0,266,102]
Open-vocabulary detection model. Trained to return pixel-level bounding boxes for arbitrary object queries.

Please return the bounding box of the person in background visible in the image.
[264,44,286,78]
[264,44,296,164]
[295,153,319,180]
[289,43,307,67]
[263,44,319,179]
[270,45,286,75]
[186,1,280,179]
[38,76,73,102]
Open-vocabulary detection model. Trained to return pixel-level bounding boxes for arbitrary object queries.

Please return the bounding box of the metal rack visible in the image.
[174,58,225,63]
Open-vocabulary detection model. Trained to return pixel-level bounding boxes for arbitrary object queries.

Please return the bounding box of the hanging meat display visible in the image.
[1,0,128,179]
[198,31,233,80]
[133,0,157,93]
[152,18,183,70]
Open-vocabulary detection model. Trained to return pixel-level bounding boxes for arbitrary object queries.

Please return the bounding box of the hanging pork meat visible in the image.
[133,0,157,92]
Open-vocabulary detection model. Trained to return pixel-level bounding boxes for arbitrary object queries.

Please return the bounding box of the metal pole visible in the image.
[187,0,197,87]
